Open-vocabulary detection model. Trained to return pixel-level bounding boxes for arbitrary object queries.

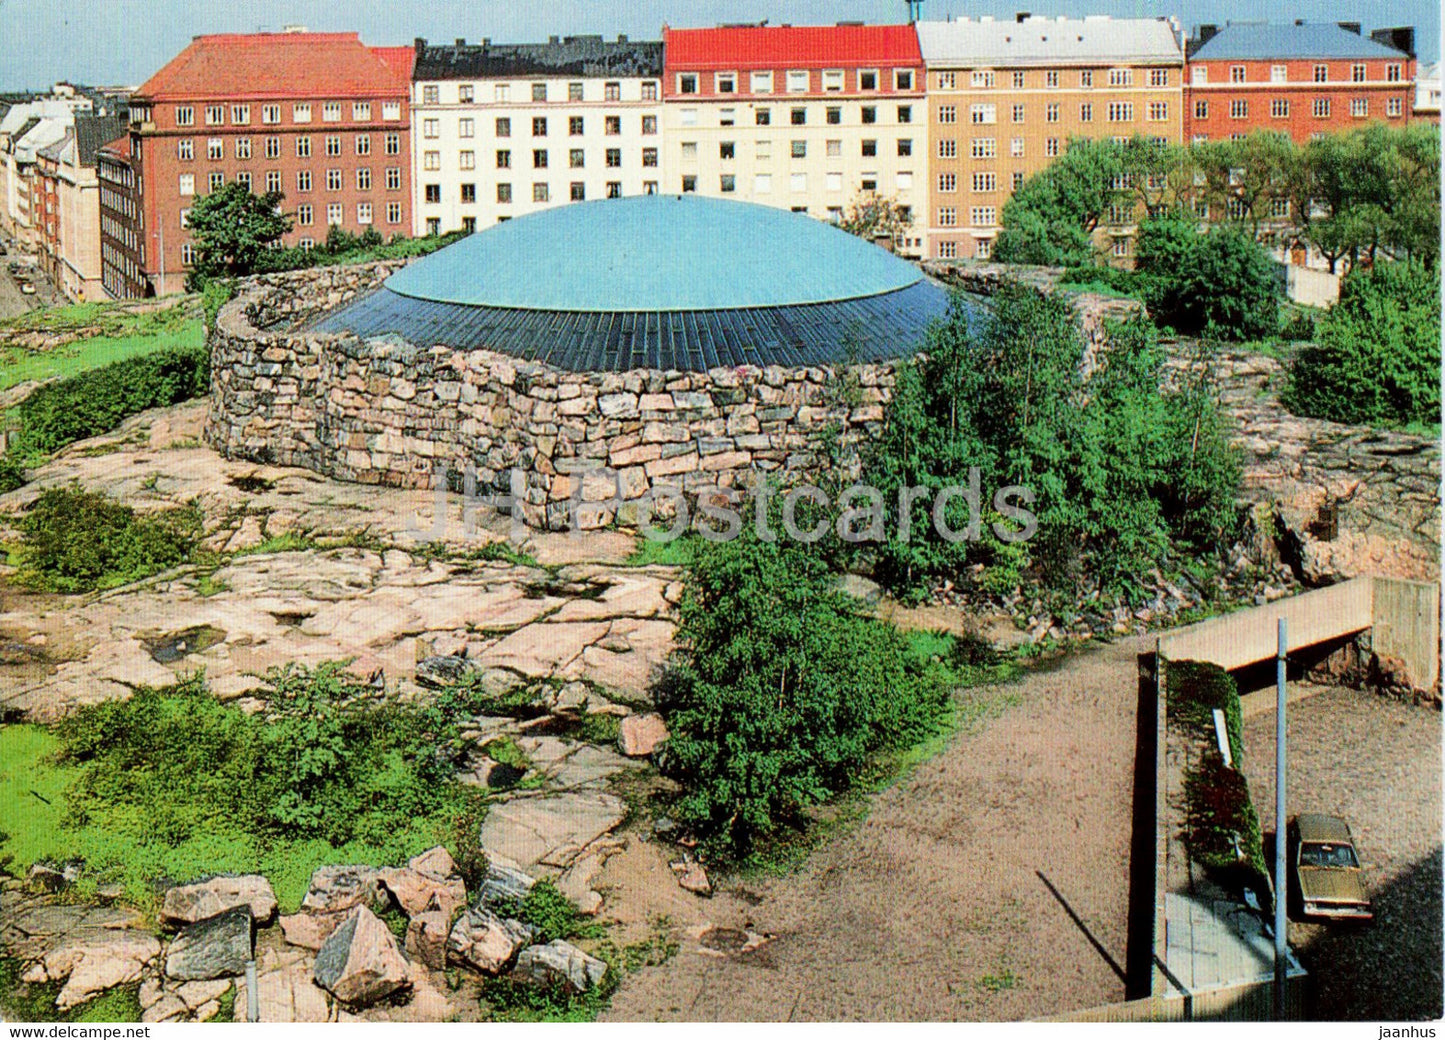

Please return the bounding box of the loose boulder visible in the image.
[160,875,277,927]
[618,713,669,757]
[300,865,383,915]
[478,860,535,909]
[446,907,534,975]
[511,940,608,995]
[312,906,411,1008]
[165,906,253,980]
[378,846,467,920]
[405,910,451,971]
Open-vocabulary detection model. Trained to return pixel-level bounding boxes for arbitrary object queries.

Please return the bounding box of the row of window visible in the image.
[677,171,903,195]
[934,206,998,226]
[680,138,915,160]
[676,68,916,95]
[177,133,403,161]
[421,81,658,105]
[679,103,913,127]
[102,242,145,291]
[422,181,661,204]
[1193,62,1403,85]
[938,67,1169,90]
[422,114,657,138]
[939,100,1165,123]
[171,100,402,127]
[1195,96,1405,119]
[178,168,404,195]
[421,148,659,172]
[937,172,1017,193]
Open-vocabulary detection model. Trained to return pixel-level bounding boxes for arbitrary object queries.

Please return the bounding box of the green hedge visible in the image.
[13,345,209,458]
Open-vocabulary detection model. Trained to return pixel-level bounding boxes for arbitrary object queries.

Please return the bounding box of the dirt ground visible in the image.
[1239,685,1443,1021]
[601,636,1146,1022]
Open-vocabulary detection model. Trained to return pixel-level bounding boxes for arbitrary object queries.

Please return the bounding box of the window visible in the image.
[459,118,474,139]
[938,104,956,124]
[970,138,996,159]
[326,169,343,191]
[859,69,878,90]
[972,172,997,192]
[643,147,658,167]
[971,70,995,89]
[1045,138,1059,157]
[716,71,737,94]
[569,116,584,136]
[1010,137,1024,157]
[1148,101,1168,122]
[423,151,440,171]
[606,182,621,198]
[861,139,877,157]
[791,140,807,158]
[1387,63,1402,83]
[459,151,474,170]
[385,133,400,155]
[533,149,548,168]
[680,141,698,160]
[1271,65,1288,83]
[207,138,223,160]
[1012,70,1028,90]
[1387,97,1403,117]
[533,183,549,202]
[970,206,996,225]
[494,84,510,103]
[355,134,371,156]
[1194,99,1209,120]
[938,206,957,227]
[1080,103,1093,122]
[938,173,957,192]
[1107,102,1134,122]
[938,139,957,158]
[1045,70,1059,88]
[858,106,876,125]
[353,102,371,121]
[423,85,440,104]
[826,171,843,191]
[426,218,440,235]
[898,138,912,156]
[180,243,195,265]
[323,102,341,122]
[570,181,586,201]
[356,168,372,190]
[176,105,195,126]
[498,148,514,170]
[1313,98,1331,118]
[532,117,547,136]
[356,201,372,225]
[1112,236,1130,258]
[385,167,401,190]
[643,115,657,135]
[497,183,512,203]
[1045,104,1059,123]
[680,107,698,126]
[496,117,511,137]
[605,115,621,135]
[754,173,773,193]
[1314,64,1328,83]
[458,85,474,104]
[297,203,312,225]
[532,82,547,102]
[422,119,439,141]
[1012,171,1025,191]
[787,70,809,93]
[720,141,735,160]
[1229,65,1246,84]
[606,148,621,167]
[678,73,698,94]
[387,202,402,224]
[898,104,912,123]
[1012,104,1025,123]
[326,135,343,157]
[826,107,842,125]
[1229,99,1248,120]
[751,70,774,93]
[1351,64,1366,83]
[1269,197,1290,219]
[205,104,223,126]
[938,71,956,90]
[825,139,841,157]
[790,173,806,192]
[383,101,401,121]
[719,174,735,193]
[178,139,193,160]
[1351,98,1368,117]
[970,104,996,124]
[209,171,224,192]
[897,173,913,192]
[327,203,343,225]
[755,108,772,126]
[938,241,957,259]
[229,103,250,125]
[297,170,313,192]
[681,175,697,193]
[178,173,195,196]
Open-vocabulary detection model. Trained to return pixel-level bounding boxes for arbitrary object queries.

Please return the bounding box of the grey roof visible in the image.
[413,35,663,80]
[1190,23,1410,61]
[916,16,1183,67]
[37,130,71,163]
[74,113,128,166]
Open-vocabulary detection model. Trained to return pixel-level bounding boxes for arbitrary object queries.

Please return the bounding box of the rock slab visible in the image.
[165,906,252,980]
[511,940,608,995]
[618,712,670,757]
[312,906,411,1008]
[160,875,277,926]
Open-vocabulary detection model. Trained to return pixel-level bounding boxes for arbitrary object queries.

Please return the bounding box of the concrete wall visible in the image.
[1281,262,1340,308]
[1372,578,1441,690]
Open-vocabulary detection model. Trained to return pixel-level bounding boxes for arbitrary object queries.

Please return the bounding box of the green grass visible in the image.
[0,959,142,1023]
[624,533,698,567]
[0,301,202,393]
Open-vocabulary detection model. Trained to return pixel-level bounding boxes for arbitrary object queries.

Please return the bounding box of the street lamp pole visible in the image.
[1273,616,1288,1019]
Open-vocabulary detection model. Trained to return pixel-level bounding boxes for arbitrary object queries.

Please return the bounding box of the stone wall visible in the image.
[207,266,895,531]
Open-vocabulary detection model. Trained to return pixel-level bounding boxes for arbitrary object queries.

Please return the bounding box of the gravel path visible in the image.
[602,637,1146,1021]
[1240,685,1442,1021]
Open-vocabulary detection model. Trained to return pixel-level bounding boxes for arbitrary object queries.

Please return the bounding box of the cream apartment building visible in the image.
[410,36,665,236]
[661,24,928,257]
[917,15,1185,259]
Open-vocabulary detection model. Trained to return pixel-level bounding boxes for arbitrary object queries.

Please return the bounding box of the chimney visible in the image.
[482,37,491,46]
[414,37,426,49]
[1016,11,1031,23]
[618,33,628,43]
[549,35,560,44]
[1371,26,1415,57]
[1198,23,1218,45]
[1337,21,1361,35]
[455,37,465,46]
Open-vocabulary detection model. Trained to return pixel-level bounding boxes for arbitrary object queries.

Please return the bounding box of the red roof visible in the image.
[663,23,922,70]
[135,32,409,101]
[97,134,130,157]
[371,45,416,81]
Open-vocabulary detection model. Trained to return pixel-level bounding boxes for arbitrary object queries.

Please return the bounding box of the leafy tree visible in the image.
[1284,261,1441,427]
[185,182,293,279]
[836,191,915,250]
[1135,217,1279,340]
[995,137,1126,266]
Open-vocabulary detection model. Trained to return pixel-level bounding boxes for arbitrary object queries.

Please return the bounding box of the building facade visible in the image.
[1183,22,1415,144]
[34,114,127,300]
[101,30,413,298]
[661,24,927,256]
[0,99,83,247]
[1412,61,1439,123]
[410,35,664,236]
[918,15,1184,260]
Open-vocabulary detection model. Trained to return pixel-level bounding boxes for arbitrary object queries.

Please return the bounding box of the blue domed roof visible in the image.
[384,195,924,312]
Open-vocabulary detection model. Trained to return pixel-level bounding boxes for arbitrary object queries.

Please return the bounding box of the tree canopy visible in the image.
[185,182,293,280]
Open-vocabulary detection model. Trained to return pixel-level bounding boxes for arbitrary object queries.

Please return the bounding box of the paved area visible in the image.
[1239,685,1442,1021]
[602,637,1145,1022]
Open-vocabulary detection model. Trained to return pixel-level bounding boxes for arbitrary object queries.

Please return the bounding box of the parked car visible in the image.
[1290,813,1373,921]
[19,282,35,295]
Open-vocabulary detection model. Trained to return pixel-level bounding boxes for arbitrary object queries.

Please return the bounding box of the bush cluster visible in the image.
[655,521,953,852]
[12,346,209,458]
[1134,215,1280,340]
[17,487,202,593]
[1284,261,1441,428]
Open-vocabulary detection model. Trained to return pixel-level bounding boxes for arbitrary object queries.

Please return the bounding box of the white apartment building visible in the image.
[410,35,665,235]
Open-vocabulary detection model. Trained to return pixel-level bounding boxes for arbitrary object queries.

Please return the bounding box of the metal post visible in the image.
[245,958,259,1022]
[1274,616,1288,1019]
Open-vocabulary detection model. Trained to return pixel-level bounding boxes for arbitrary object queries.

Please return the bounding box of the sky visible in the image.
[2,0,1439,91]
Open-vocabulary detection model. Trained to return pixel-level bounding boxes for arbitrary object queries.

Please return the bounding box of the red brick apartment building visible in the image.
[1184,21,1415,144]
[99,31,413,297]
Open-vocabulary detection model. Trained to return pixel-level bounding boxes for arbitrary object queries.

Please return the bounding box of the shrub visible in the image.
[13,346,209,457]
[17,487,201,592]
[0,456,25,493]
[1284,261,1441,427]
[1136,217,1279,340]
[655,521,952,852]
[1279,310,1316,343]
